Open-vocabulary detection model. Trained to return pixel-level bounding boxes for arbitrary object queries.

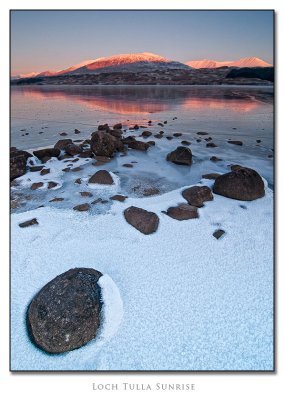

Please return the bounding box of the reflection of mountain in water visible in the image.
[16,85,273,115]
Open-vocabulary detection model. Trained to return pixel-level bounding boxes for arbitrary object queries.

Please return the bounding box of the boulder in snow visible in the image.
[182,186,213,207]
[166,146,192,166]
[124,206,159,234]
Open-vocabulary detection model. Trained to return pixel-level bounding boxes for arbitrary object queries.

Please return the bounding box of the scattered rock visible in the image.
[196,132,208,135]
[26,268,102,354]
[122,163,133,168]
[73,203,90,212]
[210,156,222,162]
[204,137,212,142]
[74,178,82,184]
[40,168,50,176]
[62,167,71,172]
[33,148,60,161]
[256,139,262,143]
[65,144,82,156]
[206,142,218,148]
[59,132,68,136]
[141,131,152,137]
[166,136,173,140]
[154,133,163,139]
[98,123,110,131]
[202,173,221,180]
[182,186,213,207]
[147,141,155,146]
[127,140,150,151]
[165,204,199,220]
[157,123,164,127]
[91,198,103,205]
[54,139,73,150]
[48,181,58,189]
[173,133,182,137]
[71,167,82,172]
[124,206,159,235]
[49,197,64,202]
[91,131,123,157]
[181,140,191,146]
[110,195,128,202]
[19,218,38,228]
[228,140,243,146]
[196,139,201,143]
[88,170,114,185]
[143,188,160,196]
[79,150,93,158]
[113,123,122,129]
[74,129,80,134]
[166,146,192,166]
[29,165,44,172]
[213,167,265,201]
[213,229,225,239]
[80,192,93,197]
[31,182,44,190]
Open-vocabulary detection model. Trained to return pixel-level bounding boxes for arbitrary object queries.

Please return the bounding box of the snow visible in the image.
[11,179,273,371]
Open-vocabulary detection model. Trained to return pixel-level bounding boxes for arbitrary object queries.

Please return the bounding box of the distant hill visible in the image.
[226,67,274,82]
[186,57,272,69]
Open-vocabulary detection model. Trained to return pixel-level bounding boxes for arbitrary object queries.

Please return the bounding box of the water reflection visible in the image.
[12,85,273,115]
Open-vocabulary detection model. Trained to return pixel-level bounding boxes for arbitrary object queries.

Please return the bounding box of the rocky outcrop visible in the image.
[27,268,103,354]
[54,139,73,150]
[213,167,265,201]
[124,206,159,234]
[91,131,123,157]
[166,146,192,166]
[182,186,213,207]
[33,148,60,162]
[10,148,33,180]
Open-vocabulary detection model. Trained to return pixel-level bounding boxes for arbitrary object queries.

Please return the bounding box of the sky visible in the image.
[11,10,274,75]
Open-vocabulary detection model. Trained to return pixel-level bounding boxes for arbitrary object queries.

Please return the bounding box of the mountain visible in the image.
[186,57,272,69]
[55,59,96,75]
[69,52,191,74]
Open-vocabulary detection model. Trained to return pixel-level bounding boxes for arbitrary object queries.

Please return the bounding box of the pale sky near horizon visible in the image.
[11,10,274,75]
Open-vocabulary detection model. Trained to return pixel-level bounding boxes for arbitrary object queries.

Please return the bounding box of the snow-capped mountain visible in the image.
[186,57,272,69]
[69,52,191,74]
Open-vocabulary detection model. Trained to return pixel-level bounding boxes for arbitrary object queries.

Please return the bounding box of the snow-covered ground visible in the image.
[11,178,273,370]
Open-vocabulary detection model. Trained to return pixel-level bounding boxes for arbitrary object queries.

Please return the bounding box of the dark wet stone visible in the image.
[173,133,182,137]
[73,203,90,212]
[26,268,102,354]
[166,146,192,166]
[210,156,222,162]
[48,181,58,189]
[228,140,243,146]
[31,182,44,190]
[213,229,225,239]
[122,163,133,168]
[19,218,38,228]
[141,131,152,137]
[74,129,80,134]
[74,178,82,184]
[33,148,60,161]
[110,195,128,202]
[181,140,191,146]
[113,123,122,130]
[196,132,208,135]
[54,139,73,150]
[124,206,159,235]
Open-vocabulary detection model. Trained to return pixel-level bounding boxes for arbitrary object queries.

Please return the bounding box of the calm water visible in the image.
[11,84,273,149]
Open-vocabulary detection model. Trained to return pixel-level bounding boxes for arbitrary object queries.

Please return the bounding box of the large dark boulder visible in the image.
[10,154,27,180]
[89,170,114,185]
[182,186,213,207]
[27,268,103,354]
[124,206,159,235]
[213,167,265,201]
[33,148,60,161]
[91,131,123,157]
[127,140,150,151]
[54,139,73,150]
[166,146,192,166]
[65,144,82,156]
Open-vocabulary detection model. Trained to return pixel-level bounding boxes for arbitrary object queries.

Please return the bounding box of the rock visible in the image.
[196,139,202,143]
[202,173,221,180]
[65,144,82,156]
[143,188,160,196]
[48,181,58,189]
[59,132,68,136]
[88,170,114,185]
[19,218,38,228]
[40,168,50,176]
[205,137,212,142]
[213,167,265,201]
[159,131,164,134]
[79,150,93,158]
[230,164,243,171]
[141,131,152,137]
[54,139,73,150]
[80,192,93,197]
[91,198,103,205]
[196,131,208,135]
[133,124,139,130]
[10,148,33,162]
[27,268,102,354]
[31,182,44,190]
[181,140,191,146]
[91,131,123,157]
[166,136,173,140]
[29,165,44,172]
[98,123,110,131]
[74,129,80,134]
[166,146,192,166]
[33,148,60,161]
[124,206,159,235]
[157,123,164,127]
[10,154,27,180]
[127,140,150,151]
[110,195,128,202]
[165,204,199,220]
[210,156,222,162]
[113,123,122,129]
[213,229,225,239]
[71,167,82,172]
[73,203,90,212]
[49,197,64,202]
[122,163,133,168]
[62,167,71,172]
[109,129,123,138]
[256,139,262,143]
[154,133,163,139]
[206,142,218,148]
[182,186,213,207]
[228,140,243,146]
[147,141,155,146]
[74,178,82,184]
[173,133,182,137]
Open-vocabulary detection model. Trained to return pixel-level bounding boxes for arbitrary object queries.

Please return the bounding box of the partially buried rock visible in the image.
[213,167,265,201]
[166,146,192,166]
[89,170,114,185]
[31,182,44,190]
[40,168,50,176]
[48,181,58,189]
[173,133,182,137]
[110,195,127,202]
[113,123,122,130]
[65,144,82,156]
[202,173,221,180]
[206,142,218,148]
[124,206,159,235]
[80,191,93,197]
[33,148,60,162]
[30,165,44,172]
[147,141,155,146]
[182,186,213,207]
[213,229,225,239]
[26,268,103,354]
[165,204,198,220]
[228,140,243,146]
[210,156,222,162]
[19,218,38,228]
[122,163,133,168]
[127,140,150,151]
[181,140,191,146]
[141,131,152,137]
[73,203,90,212]
[49,198,64,202]
[196,131,208,135]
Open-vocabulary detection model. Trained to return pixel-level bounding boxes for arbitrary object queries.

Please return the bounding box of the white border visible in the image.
[1,1,283,399]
